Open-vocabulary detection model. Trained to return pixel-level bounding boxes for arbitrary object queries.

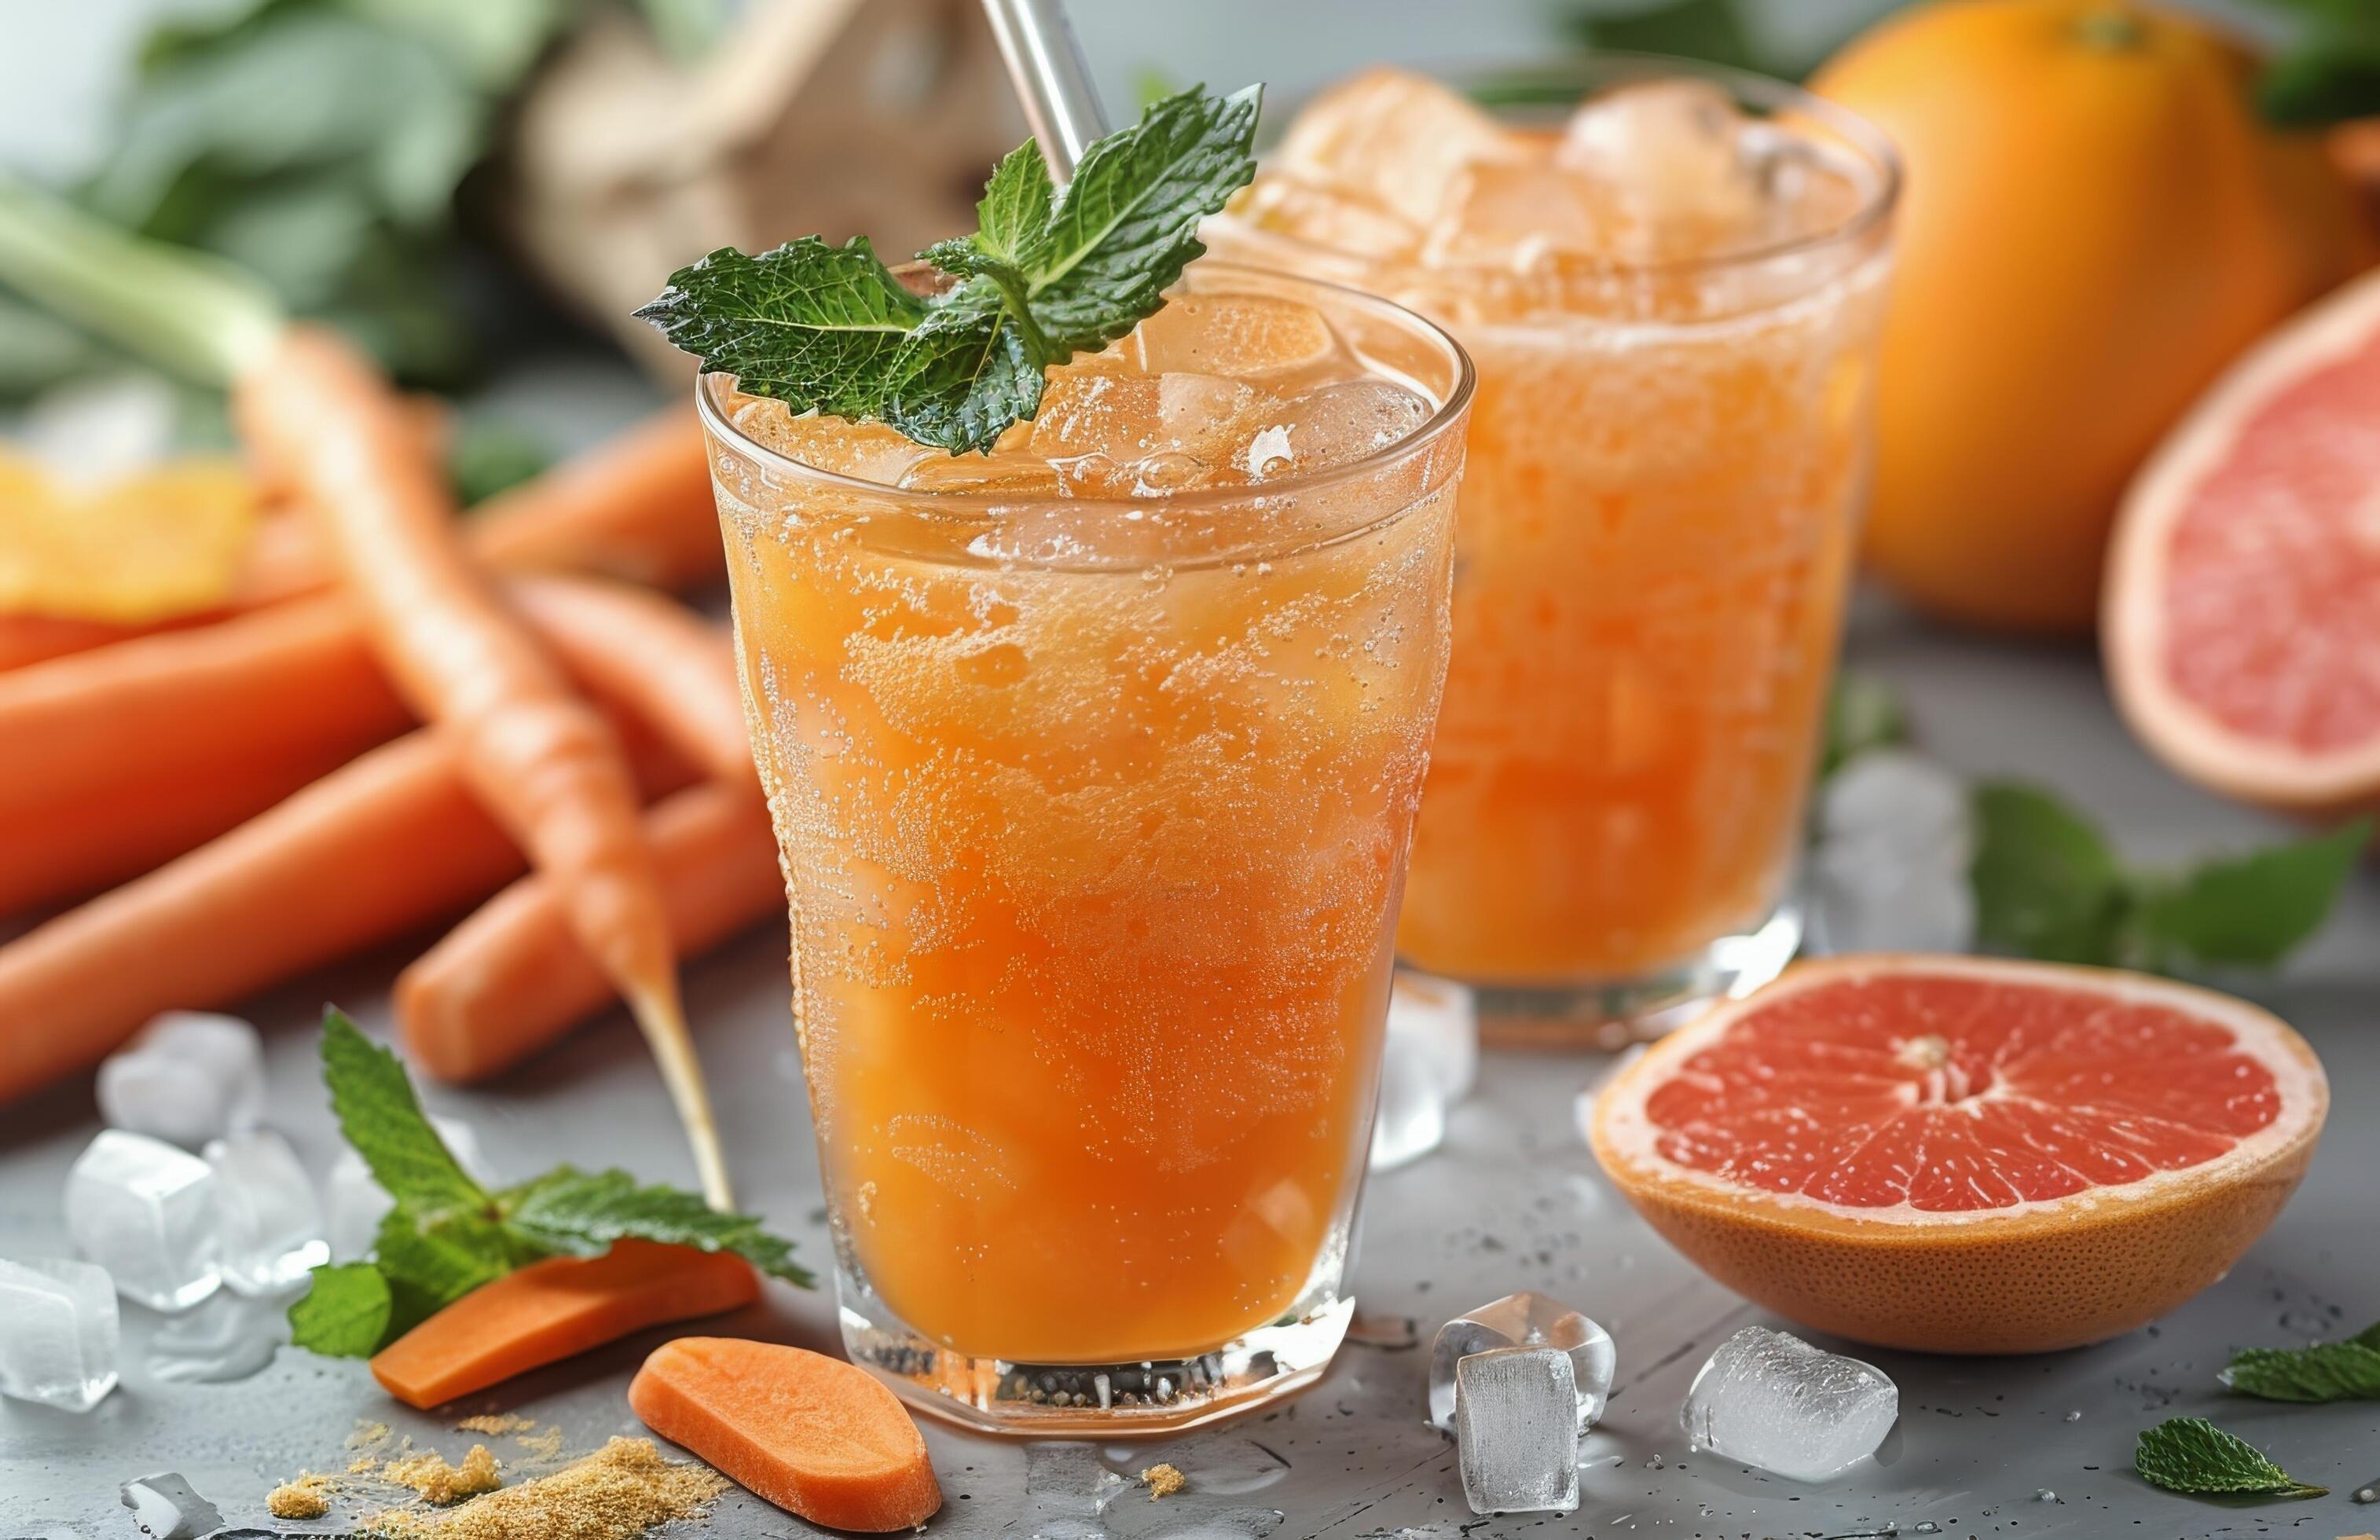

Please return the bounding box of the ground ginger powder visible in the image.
[362,1436,725,1539]
[382,1445,503,1504]
[266,1472,337,1520]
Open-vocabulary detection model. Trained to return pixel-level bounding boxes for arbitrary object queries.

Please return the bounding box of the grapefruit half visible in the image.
[1590,955,2326,1354]
[2105,266,2380,813]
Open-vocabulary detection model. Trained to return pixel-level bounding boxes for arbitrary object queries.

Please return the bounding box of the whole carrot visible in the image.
[510,575,754,789]
[398,783,779,1084]
[235,328,730,1205]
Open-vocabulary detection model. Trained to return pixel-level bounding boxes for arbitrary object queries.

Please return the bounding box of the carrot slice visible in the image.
[371,1240,758,1410]
[397,783,780,1084]
[629,1338,941,1532]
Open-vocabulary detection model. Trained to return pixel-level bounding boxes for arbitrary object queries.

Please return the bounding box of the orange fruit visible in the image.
[1590,955,2327,1354]
[1813,0,2369,634]
[2105,265,2380,814]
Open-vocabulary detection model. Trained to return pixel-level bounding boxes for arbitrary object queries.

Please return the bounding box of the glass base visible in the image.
[838,1278,1354,1438]
[1465,898,1802,1050]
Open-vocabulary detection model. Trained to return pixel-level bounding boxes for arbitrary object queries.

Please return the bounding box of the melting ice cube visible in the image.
[0,1257,119,1412]
[1430,1289,1615,1434]
[1370,974,1479,1172]
[1806,749,1975,955]
[145,1288,288,1384]
[64,1130,221,1311]
[204,1129,328,1294]
[1681,1324,1898,1481]
[327,1114,490,1262]
[119,1472,222,1540]
[95,1011,265,1150]
[1454,1345,1582,1515]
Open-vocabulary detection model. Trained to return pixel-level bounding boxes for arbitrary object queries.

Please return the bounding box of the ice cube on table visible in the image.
[119,1472,222,1540]
[1806,749,1976,955]
[1430,1289,1615,1434]
[1368,1026,1447,1172]
[145,1287,288,1384]
[327,1113,490,1262]
[204,1129,328,1294]
[0,1257,119,1411]
[1370,973,1479,1172]
[65,1130,220,1311]
[1454,1345,1582,1515]
[1681,1324,1898,1481]
[95,1010,264,1149]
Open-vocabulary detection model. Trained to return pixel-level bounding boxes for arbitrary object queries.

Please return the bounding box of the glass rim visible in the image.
[1225,49,1904,283]
[694,259,1477,518]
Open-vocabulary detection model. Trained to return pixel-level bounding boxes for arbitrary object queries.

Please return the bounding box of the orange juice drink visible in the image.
[701,265,1472,1432]
[1214,63,1900,1040]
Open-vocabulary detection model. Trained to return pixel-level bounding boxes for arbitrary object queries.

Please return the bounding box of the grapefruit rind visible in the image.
[2105,267,2380,812]
[1590,955,2327,1354]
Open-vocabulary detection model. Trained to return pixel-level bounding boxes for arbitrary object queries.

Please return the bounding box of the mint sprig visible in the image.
[289,1011,809,1358]
[1971,784,2368,971]
[635,84,1261,453]
[2221,1320,2380,1402]
[2133,1416,2328,1499]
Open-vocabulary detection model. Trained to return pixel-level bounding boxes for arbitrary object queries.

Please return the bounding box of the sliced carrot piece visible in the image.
[629,1337,941,1533]
[369,1240,757,1410]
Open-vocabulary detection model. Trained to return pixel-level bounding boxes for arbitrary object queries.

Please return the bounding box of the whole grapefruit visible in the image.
[2106,264,2380,813]
[1814,0,2369,635]
[1590,955,2327,1355]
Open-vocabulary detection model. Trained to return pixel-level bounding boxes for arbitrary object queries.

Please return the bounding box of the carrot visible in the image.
[369,1240,757,1410]
[0,711,701,1102]
[0,597,409,827]
[629,1338,940,1531]
[398,783,779,1084]
[0,733,520,1100]
[233,326,730,1206]
[510,575,754,788]
[0,736,363,915]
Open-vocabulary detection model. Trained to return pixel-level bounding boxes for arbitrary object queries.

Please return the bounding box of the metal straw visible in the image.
[979,0,1111,182]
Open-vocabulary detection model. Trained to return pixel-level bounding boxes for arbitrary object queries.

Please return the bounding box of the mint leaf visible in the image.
[2222,1321,2380,1402]
[633,236,927,421]
[2140,817,2371,968]
[1014,84,1262,354]
[288,1262,392,1358]
[500,1167,813,1287]
[319,1010,486,1219]
[2134,1416,2327,1498]
[637,86,1262,454]
[1820,671,1906,779]
[1969,782,2130,964]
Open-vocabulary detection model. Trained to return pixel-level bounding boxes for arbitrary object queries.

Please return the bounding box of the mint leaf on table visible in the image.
[2222,1320,2380,1402]
[2134,1416,2327,1498]
[320,1009,486,1220]
[288,1262,393,1357]
[2138,817,2371,968]
[292,1009,807,1358]
[1967,785,2365,972]
[501,1167,812,1286]
[636,85,1262,453]
[1968,782,2131,964]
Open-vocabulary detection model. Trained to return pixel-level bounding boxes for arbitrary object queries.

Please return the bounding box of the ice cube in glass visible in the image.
[204,1129,328,1294]
[1454,1345,1582,1515]
[1280,67,1525,227]
[64,1130,221,1311]
[0,1257,119,1411]
[1431,1289,1615,1433]
[1681,1324,1898,1481]
[94,1010,265,1149]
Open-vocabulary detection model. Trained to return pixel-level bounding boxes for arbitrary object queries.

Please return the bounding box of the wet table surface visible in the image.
[4,600,2378,1540]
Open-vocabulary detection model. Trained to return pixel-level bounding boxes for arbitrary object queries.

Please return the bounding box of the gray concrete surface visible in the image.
[3,601,2378,1538]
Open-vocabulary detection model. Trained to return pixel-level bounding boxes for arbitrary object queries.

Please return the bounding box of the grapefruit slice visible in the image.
[2105,266,2380,812]
[1590,955,2327,1354]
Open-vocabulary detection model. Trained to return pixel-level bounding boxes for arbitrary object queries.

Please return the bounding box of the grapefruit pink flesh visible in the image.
[2107,266,2380,809]
[1593,957,2327,1353]
[1637,971,2286,1213]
